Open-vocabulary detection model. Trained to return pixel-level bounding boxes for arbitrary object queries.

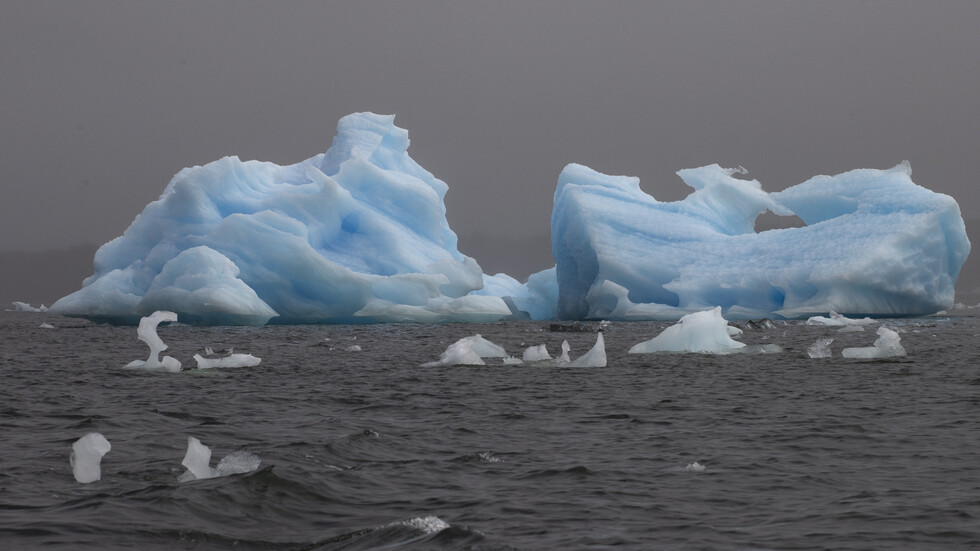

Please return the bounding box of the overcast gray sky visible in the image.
[2,1,978,281]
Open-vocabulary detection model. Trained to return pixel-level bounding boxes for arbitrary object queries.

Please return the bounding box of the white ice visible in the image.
[806,311,876,326]
[179,436,260,481]
[124,311,182,372]
[522,344,552,362]
[841,327,907,359]
[193,352,261,369]
[420,334,507,367]
[11,301,46,312]
[807,337,835,359]
[628,307,746,354]
[71,432,111,483]
[39,322,55,329]
[568,332,607,367]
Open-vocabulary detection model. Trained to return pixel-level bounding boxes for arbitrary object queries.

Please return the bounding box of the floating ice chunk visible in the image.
[179,436,217,481]
[71,433,111,483]
[556,340,571,365]
[11,301,46,312]
[344,345,362,352]
[522,344,552,362]
[628,307,746,354]
[124,311,182,372]
[178,436,261,481]
[568,332,607,367]
[421,334,507,366]
[841,327,907,359]
[193,352,261,369]
[502,356,523,365]
[39,322,55,329]
[806,311,876,326]
[807,337,835,359]
[685,461,706,472]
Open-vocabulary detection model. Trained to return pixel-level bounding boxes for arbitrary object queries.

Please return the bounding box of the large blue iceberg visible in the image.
[52,113,510,324]
[551,162,969,320]
[51,112,969,325]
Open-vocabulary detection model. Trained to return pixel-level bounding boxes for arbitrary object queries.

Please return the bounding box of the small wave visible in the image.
[450,451,502,464]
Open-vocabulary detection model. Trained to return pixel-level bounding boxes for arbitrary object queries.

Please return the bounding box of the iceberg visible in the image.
[51,113,512,325]
[51,112,969,324]
[551,162,969,320]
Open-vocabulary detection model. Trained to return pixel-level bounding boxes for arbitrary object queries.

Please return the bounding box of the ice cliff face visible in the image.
[52,113,970,325]
[551,162,969,320]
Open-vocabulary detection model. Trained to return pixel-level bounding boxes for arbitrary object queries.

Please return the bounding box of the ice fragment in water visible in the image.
[421,334,507,367]
[567,331,607,367]
[629,307,745,354]
[806,311,876,326]
[522,344,551,362]
[124,311,181,372]
[807,337,835,359]
[71,433,111,483]
[841,327,907,359]
[556,340,571,365]
[193,352,261,369]
[179,436,260,481]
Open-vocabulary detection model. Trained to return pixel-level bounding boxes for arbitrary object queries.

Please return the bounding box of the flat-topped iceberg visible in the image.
[51,112,968,324]
[51,113,510,325]
[552,162,969,320]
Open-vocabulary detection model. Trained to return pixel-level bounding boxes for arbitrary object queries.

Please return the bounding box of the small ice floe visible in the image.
[807,337,835,359]
[556,340,571,365]
[421,334,507,366]
[841,327,907,359]
[629,307,746,354]
[502,356,523,365]
[10,301,47,312]
[685,461,706,472]
[71,432,111,483]
[345,345,362,352]
[522,344,551,362]
[124,311,181,372]
[193,352,261,369]
[568,331,607,367]
[806,311,876,327]
[39,322,55,329]
[178,436,261,482]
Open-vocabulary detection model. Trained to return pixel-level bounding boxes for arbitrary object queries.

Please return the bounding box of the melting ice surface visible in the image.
[421,334,507,367]
[51,112,969,324]
[71,433,111,484]
[124,311,181,372]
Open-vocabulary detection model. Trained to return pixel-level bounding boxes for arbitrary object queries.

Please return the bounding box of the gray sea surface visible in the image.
[1,309,979,550]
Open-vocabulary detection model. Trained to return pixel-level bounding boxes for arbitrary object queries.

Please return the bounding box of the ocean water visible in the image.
[2,309,980,550]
